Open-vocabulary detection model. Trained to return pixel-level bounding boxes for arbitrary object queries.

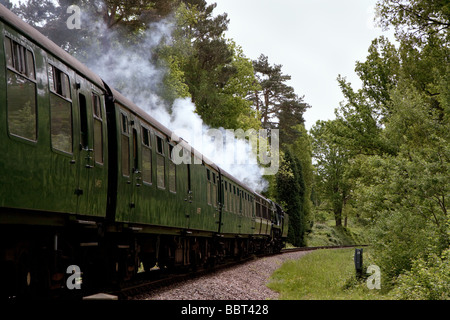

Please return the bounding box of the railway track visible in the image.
[86,244,367,300]
[281,244,368,253]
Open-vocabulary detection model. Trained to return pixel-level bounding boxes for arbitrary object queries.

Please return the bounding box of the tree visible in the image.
[275,149,307,247]
[333,36,400,158]
[376,0,450,43]
[10,0,178,56]
[289,124,314,230]
[310,120,351,227]
[250,54,309,133]
[156,1,261,130]
[173,0,235,125]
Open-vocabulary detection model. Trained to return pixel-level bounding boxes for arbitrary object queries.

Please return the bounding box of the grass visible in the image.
[305,221,369,247]
[267,248,390,300]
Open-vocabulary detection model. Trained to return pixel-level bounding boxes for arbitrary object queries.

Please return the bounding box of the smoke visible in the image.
[78,9,269,192]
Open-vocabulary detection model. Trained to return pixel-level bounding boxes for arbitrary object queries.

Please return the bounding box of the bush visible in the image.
[390,249,450,300]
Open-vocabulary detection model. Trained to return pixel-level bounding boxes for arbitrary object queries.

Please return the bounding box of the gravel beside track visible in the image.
[133,250,311,300]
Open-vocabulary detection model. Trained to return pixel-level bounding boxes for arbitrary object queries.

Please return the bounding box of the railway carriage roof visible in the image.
[0,4,105,89]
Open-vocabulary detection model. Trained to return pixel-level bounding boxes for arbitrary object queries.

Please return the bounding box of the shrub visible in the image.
[390,249,450,300]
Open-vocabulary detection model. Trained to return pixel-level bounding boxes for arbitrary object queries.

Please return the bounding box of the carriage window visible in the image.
[156,136,163,154]
[5,37,37,141]
[211,172,217,208]
[79,93,88,149]
[256,200,261,217]
[5,37,35,80]
[120,111,130,176]
[206,169,211,205]
[49,65,72,153]
[224,182,228,211]
[168,145,176,193]
[121,113,128,134]
[212,183,217,208]
[92,93,103,163]
[49,65,70,99]
[142,126,150,147]
[132,128,138,172]
[156,136,165,188]
[141,126,152,184]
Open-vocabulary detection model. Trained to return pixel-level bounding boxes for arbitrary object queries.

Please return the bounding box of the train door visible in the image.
[130,122,143,221]
[75,75,92,215]
[75,74,108,217]
[117,109,141,222]
[185,163,193,229]
[237,188,243,234]
[219,177,224,234]
[46,61,80,213]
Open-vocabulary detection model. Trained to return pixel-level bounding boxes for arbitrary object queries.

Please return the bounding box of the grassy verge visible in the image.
[267,248,390,300]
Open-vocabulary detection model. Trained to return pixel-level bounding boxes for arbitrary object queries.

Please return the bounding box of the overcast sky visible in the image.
[209,0,395,130]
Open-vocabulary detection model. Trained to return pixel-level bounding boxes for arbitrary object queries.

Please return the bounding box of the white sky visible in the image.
[209,0,396,130]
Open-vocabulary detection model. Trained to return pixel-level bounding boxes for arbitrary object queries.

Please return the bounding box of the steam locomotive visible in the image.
[0,4,288,298]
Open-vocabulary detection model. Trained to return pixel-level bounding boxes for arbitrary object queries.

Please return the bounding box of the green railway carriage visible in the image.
[0,6,108,222]
[219,169,256,236]
[106,88,220,234]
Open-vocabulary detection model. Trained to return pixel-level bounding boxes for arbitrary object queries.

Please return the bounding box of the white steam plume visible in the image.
[80,15,268,192]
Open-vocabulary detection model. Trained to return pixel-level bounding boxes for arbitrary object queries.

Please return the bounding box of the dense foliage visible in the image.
[311,0,449,298]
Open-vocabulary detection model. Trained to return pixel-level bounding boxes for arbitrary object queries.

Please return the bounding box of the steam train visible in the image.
[0,4,288,298]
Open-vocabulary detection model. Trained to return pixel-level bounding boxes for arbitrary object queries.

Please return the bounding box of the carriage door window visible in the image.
[156,135,165,188]
[224,182,228,211]
[206,169,211,205]
[212,173,217,208]
[132,128,138,172]
[168,145,176,193]
[5,36,37,141]
[141,126,152,184]
[92,93,103,164]
[79,94,88,149]
[121,112,130,176]
[49,65,72,153]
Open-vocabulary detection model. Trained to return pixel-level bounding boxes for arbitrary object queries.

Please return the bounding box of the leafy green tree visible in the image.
[275,149,307,247]
[333,36,400,157]
[376,0,450,43]
[10,0,178,56]
[289,125,314,230]
[310,120,352,227]
[157,1,260,130]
